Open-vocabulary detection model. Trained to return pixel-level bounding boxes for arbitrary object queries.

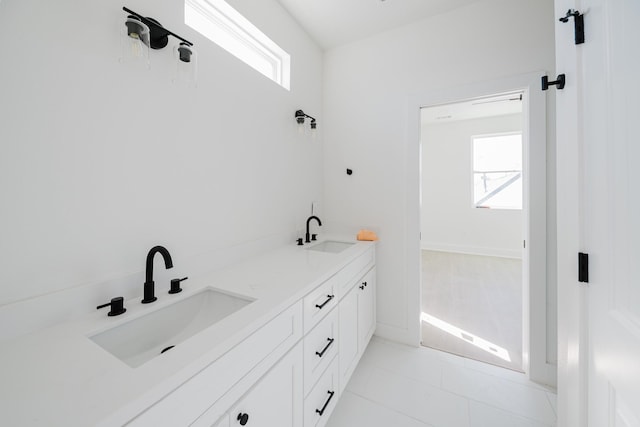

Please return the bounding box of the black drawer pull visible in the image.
[237,412,249,425]
[315,338,335,358]
[315,390,335,416]
[315,294,334,309]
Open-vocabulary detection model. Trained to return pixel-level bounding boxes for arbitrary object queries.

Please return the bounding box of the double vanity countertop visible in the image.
[0,238,375,426]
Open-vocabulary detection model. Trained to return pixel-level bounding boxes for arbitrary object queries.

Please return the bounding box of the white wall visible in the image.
[421,114,523,259]
[323,0,557,364]
[0,1,323,314]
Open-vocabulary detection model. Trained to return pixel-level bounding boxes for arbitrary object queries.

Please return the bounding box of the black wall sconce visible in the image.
[122,6,197,84]
[123,7,194,60]
[295,110,317,130]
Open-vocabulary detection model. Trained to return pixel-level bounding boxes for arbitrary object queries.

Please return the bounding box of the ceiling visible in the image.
[276,0,486,49]
[421,92,523,125]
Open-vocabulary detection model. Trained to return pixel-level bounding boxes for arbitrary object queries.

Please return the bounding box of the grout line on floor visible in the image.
[348,371,553,427]
[342,390,437,427]
[545,391,557,417]
[463,397,556,427]
[416,339,555,393]
[343,338,557,427]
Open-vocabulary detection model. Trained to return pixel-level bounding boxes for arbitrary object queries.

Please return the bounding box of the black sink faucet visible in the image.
[141,245,173,304]
[305,216,322,243]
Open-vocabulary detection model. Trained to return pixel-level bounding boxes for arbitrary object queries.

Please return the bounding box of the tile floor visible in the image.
[326,337,556,427]
[421,250,523,372]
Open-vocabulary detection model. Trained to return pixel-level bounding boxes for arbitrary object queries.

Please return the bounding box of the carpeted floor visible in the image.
[420,250,523,372]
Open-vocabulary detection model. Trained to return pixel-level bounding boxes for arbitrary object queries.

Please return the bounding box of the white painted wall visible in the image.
[323,0,557,364]
[421,114,523,259]
[0,0,322,318]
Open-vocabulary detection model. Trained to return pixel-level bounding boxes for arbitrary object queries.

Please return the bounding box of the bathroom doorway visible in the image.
[406,73,551,384]
[419,92,525,372]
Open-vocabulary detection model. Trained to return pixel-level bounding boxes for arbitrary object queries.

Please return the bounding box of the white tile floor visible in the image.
[326,337,556,427]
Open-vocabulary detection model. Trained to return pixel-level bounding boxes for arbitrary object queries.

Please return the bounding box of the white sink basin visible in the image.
[306,240,354,254]
[89,288,254,368]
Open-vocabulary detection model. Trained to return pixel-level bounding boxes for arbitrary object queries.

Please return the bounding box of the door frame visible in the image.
[405,71,555,385]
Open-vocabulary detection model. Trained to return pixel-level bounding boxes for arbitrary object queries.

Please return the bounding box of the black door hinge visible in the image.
[578,252,589,283]
[559,9,585,45]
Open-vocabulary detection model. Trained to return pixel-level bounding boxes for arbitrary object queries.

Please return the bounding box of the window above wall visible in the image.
[185,0,291,90]
[472,133,523,210]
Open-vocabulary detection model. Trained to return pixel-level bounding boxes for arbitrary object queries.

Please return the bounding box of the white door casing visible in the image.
[555,0,640,425]
[554,0,587,424]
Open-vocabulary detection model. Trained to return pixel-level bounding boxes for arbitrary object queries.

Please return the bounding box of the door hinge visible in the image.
[578,252,589,283]
[559,9,585,45]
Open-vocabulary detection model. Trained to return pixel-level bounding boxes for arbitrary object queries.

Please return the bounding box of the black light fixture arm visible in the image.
[123,6,193,48]
[295,110,316,122]
[295,109,317,129]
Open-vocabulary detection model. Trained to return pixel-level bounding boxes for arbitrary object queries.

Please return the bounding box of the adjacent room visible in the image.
[420,93,525,372]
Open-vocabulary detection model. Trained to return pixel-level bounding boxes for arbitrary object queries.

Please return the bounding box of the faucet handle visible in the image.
[297,238,304,246]
[97,297,126,316]
[311,234,318,241]
[169,277,188,294]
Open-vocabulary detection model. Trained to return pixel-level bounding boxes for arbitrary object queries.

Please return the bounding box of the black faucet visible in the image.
[305,216,322,243]
[141,245,173,304]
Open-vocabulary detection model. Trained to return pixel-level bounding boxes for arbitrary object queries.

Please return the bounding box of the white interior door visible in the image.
[556,0,640,425]
[583,0,640,425]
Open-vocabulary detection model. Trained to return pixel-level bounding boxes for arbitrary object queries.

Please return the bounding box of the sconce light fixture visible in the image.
[122,6,197,83]
[123,7,194,57]
[295,110,317,130]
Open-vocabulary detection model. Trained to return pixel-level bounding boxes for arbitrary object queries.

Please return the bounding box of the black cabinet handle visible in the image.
[315,390,335,416]
[315,294,334,309]
[315,338,335,358]
[237,412,249,425]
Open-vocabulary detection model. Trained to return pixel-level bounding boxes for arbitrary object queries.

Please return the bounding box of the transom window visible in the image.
[185,0,291,90]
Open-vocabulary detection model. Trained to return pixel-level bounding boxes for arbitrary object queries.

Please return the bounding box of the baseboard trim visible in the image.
[421,243,522,259]
[374,322,420,347]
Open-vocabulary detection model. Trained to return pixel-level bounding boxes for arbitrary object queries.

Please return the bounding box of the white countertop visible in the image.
[0,238,375,426]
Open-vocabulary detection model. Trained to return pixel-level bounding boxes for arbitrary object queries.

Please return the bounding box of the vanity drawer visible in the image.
[303,277,338,333]
[304,356,340,427]
[303,308,339,396]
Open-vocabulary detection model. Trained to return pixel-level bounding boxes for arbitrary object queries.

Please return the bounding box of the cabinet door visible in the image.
[338,285,358,393]
[357,268,376,352]
[230,342,303,427]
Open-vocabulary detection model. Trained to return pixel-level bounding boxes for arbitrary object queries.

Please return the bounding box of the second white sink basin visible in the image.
[306,240,354,254]
[90,288,254,368]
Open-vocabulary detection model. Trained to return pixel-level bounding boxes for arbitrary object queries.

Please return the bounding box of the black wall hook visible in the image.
[542,74,566,91]
[559,9,584,45]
